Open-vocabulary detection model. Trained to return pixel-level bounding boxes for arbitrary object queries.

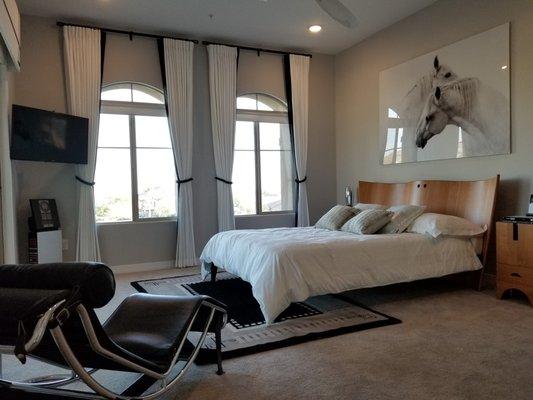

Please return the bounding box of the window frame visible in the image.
[235,93,295,217]
[97,83,176,224]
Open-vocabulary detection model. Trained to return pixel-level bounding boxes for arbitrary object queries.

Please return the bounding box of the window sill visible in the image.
[235,212,295,219]
[97,219,177,227]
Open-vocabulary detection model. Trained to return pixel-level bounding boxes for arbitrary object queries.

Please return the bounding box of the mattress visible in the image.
[200,227,482,324]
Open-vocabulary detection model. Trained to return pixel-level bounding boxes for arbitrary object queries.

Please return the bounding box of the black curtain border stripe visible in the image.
[283,54,300,227]
[75,30,106,187]
[156,38,193,191]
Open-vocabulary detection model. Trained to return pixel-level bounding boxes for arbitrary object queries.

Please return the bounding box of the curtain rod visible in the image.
[202,41,312,58]
[56,21,199,44]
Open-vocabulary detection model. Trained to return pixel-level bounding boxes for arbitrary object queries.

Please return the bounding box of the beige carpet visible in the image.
[5,268,533,399]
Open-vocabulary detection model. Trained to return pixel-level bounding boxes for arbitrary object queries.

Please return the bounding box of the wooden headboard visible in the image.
[358,176,499,266]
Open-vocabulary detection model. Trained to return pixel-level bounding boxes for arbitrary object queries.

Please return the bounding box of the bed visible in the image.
[200,177,499,324]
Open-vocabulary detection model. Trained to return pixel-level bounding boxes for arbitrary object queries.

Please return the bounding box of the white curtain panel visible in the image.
[0,48,17,263]
[289,54,310,227]
[207,45,237,232]
[163,38,197,267]
[63,26,102,261]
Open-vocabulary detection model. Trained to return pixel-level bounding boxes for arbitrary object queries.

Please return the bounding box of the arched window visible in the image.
[233,93,294,215]
[95,82,176,223]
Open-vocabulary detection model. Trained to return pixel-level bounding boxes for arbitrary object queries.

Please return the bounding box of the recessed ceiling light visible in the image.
[501,65,508,70]
[309,25,322,33]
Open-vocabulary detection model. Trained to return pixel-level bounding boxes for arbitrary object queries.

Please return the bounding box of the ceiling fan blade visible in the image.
[315,0,357,28]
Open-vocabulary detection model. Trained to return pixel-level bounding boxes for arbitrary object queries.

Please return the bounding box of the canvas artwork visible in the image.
[379,23,510,165]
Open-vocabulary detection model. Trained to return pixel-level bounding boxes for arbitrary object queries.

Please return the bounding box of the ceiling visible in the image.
[17,0,437,54]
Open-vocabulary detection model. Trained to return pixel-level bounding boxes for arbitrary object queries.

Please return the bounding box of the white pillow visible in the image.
[407,213,486,238]
[379,205,425,234]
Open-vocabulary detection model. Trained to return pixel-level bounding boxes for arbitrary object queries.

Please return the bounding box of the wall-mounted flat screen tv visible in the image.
[10,105,89,164]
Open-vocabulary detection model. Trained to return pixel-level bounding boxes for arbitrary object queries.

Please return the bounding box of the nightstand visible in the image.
[496,221,533,304]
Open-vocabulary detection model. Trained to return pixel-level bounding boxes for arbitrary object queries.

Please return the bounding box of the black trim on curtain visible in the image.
[75,30,106,187]
[157,38,193,191]
[283,54,300,227]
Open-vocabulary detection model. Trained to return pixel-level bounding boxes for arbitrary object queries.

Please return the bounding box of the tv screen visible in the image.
[10,105,89,164]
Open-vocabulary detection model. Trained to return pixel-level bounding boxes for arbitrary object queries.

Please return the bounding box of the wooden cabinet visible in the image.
[496,221,533,304]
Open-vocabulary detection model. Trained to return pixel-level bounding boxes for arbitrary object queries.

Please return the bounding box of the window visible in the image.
[383,108,403,164]
[95,82,176,223]
[233,94,294,215]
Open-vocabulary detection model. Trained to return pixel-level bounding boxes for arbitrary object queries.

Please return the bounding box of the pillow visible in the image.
[354,203,387,211]
[379,205,425,234]
[407,213,486,238]
[341,209,394,235]
[315,205,360,231]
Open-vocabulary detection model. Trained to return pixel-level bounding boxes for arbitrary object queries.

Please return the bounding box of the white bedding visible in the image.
[200,227,482,323]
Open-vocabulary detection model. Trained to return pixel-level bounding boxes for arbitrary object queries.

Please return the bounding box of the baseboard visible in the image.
[110,260,175,275]
[482,272,496,289]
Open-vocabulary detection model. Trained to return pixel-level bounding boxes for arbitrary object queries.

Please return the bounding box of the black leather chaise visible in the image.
[0,262,227,399]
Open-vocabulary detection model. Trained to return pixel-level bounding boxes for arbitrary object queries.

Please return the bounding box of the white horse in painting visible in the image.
[415,78,509,156]
[400,56,459,129]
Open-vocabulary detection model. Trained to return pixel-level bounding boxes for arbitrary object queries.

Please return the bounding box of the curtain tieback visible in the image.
[295,176,307,184]
[177,177,193,185]
[76,176,95,186]
[215,176,233,185]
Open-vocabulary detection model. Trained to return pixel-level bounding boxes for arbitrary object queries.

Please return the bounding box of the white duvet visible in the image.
[200,227,482,323]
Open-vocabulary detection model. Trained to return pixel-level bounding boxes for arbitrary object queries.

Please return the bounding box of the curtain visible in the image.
[288,54,310,227]
[0,48,17,263]
[63,26,103,261]
[207,45,238,232]
[159,38,197,267]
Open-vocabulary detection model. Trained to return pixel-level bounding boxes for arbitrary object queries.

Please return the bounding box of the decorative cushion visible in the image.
[341,209,394,235]
[315,205,360,231]
[407,213,486,238]
[379,205,425,234]
[354,203,387,211]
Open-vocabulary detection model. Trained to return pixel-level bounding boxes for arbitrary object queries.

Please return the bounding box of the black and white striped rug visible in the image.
[131,273,401,363]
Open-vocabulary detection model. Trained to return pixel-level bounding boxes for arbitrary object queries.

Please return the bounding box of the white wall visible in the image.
[335,0,533,273]
[14,16,337,267]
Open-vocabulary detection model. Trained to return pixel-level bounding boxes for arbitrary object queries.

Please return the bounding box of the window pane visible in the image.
[135,116,172,148]
[235,121,254,150]
[233,151,256,215]
[98,114,130,148]
[383,149,394,164]
[236,95,257,110]
[101,83,132,102]
[259,122,291,150]
[132,84,164,104]
[385,128,396,150]
[95,148,132,222]
[260,149,293,212]
[137,149,177,219]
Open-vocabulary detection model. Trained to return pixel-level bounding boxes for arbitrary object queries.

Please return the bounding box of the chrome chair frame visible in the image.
[1,297,227,400]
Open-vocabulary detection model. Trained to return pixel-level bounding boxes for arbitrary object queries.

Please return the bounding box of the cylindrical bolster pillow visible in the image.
[0,262,116,309]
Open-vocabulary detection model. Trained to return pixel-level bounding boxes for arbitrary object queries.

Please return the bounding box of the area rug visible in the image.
[131,273,401,364]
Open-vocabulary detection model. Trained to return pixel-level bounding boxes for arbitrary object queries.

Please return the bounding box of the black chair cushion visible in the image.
[103,294,207,370]
[0,263,115,309]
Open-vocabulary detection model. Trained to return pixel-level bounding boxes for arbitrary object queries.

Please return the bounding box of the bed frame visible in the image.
[358,176,500,288]
[208,176,499,290]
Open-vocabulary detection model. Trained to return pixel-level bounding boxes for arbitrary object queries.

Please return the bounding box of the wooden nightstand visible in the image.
[496,221,533,304]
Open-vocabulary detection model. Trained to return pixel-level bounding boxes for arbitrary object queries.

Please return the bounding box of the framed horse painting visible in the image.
[379,23,510,165]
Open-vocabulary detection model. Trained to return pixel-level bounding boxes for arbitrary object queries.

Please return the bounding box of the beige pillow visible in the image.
[315,205,360,231]
[407,213,486,238]
[379,205,425,234]
[354,203,387,211]
[341,209,394,234]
